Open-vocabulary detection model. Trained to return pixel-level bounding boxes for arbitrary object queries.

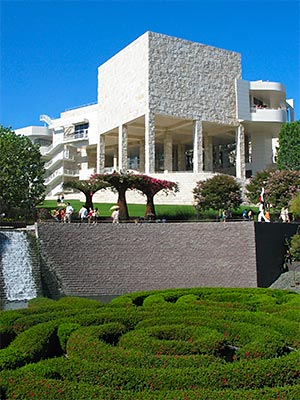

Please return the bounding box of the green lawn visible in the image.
[38,199,260,221]
[38,199,197,219]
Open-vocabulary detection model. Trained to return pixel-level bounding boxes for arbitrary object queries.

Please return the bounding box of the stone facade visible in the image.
[36,222,299,299]
[97,33,149,135]
[148,32,241,125]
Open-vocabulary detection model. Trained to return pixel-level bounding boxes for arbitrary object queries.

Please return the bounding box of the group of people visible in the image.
[78,205,100,223]
[242,209,253,221]
[280,207,290,223]
[52,202,74,223]
[52,202,120,224]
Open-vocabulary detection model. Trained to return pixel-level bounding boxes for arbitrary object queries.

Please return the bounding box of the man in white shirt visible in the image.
[64,202,74,223]
[78,205,88,222]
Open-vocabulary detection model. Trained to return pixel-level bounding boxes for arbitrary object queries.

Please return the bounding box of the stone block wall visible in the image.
[148,32,241,125]
[37,222,299,299]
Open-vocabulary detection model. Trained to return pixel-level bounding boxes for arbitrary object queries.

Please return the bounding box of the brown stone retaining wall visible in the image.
[36,222,299,298]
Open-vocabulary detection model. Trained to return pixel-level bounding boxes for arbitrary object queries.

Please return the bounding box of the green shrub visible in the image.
[0,289,300,398]
[143,294,166,307]
[57,322,81,352]
[0,321,61,370]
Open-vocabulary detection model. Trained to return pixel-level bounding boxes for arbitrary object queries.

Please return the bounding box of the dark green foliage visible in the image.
[0,125,45,218]
[57,322,81,352]
[277,121,300,171]
[290,195,300,220]
[0,288,299,399]
[193,174,242,214]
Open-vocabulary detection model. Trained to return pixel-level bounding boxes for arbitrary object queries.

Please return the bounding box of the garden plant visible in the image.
[0,287,299,399]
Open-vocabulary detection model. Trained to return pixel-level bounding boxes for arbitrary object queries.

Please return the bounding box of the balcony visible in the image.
[44,168,80,185]
[250,106,288,123]
[44,151,75,170]
[41,129,89,156]
[64,129,88,142]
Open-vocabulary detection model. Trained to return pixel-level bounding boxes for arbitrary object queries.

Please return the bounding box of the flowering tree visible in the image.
[246,169,300,210]
[133,175,179,218]
[245,169,274,204]
[91,172,137,220]
[193,175,242,214]
[63,180,109,210]
[264,170,300,209]
[91,172,179,220]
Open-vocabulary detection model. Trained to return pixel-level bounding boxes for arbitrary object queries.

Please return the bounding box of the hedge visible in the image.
[0,287,299,399]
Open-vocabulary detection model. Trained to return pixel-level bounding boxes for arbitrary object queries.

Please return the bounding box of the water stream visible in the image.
[0,230,41,309]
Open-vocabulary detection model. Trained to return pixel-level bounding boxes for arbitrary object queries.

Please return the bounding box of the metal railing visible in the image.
[45,169,79,184]
[42,130,89,155]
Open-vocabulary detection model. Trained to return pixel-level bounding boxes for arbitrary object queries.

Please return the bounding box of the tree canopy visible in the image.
[0,126,45,218]
[132,175,178,218]
[91,172,178,220]
[245,169,274,204]
[193,174,242,213]
[63,180,109,210]
[92,172,136,220]
[246,169,300,209]
[276,121,300,171]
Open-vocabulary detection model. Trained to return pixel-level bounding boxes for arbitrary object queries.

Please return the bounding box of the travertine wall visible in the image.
[97,31,241,136]
[37,222,298,299]
[97,32,149,134]
[148,32,241,125]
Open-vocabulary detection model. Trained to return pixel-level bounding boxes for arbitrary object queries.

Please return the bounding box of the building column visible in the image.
[113,146,118,171]
[204,135,213,171]
[236,123,246,179]
[163,131,172,172]
[139,139,145,172]
[178,143,185,171]
[96,134,105,173]
[118,124,128,171]
[193,119,203,173]
[145,111,155,174]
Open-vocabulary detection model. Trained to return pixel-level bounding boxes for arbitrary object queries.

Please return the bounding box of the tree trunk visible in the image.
[118,189,129,220]
[85,192,94,211]
[145,195,156,219]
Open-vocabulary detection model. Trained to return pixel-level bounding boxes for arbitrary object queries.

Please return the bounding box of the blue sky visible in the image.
[1,0,299,129]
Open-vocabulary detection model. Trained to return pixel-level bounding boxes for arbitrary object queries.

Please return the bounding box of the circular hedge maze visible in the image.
[0,288,300,399]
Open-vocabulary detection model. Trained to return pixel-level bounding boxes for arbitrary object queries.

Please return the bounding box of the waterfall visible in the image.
[0,231,38,301]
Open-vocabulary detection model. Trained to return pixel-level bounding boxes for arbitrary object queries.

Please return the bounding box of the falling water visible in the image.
[0,230,38,302]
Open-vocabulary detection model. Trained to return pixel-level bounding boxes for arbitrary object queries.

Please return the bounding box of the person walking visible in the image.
[78,205,88,222]
[64,202,74,223]
[111,207,119,224]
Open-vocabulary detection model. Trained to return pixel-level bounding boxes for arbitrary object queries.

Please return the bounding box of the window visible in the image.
[74,123,89,138]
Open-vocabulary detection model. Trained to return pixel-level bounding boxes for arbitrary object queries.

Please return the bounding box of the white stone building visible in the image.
[16,32,294,204]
